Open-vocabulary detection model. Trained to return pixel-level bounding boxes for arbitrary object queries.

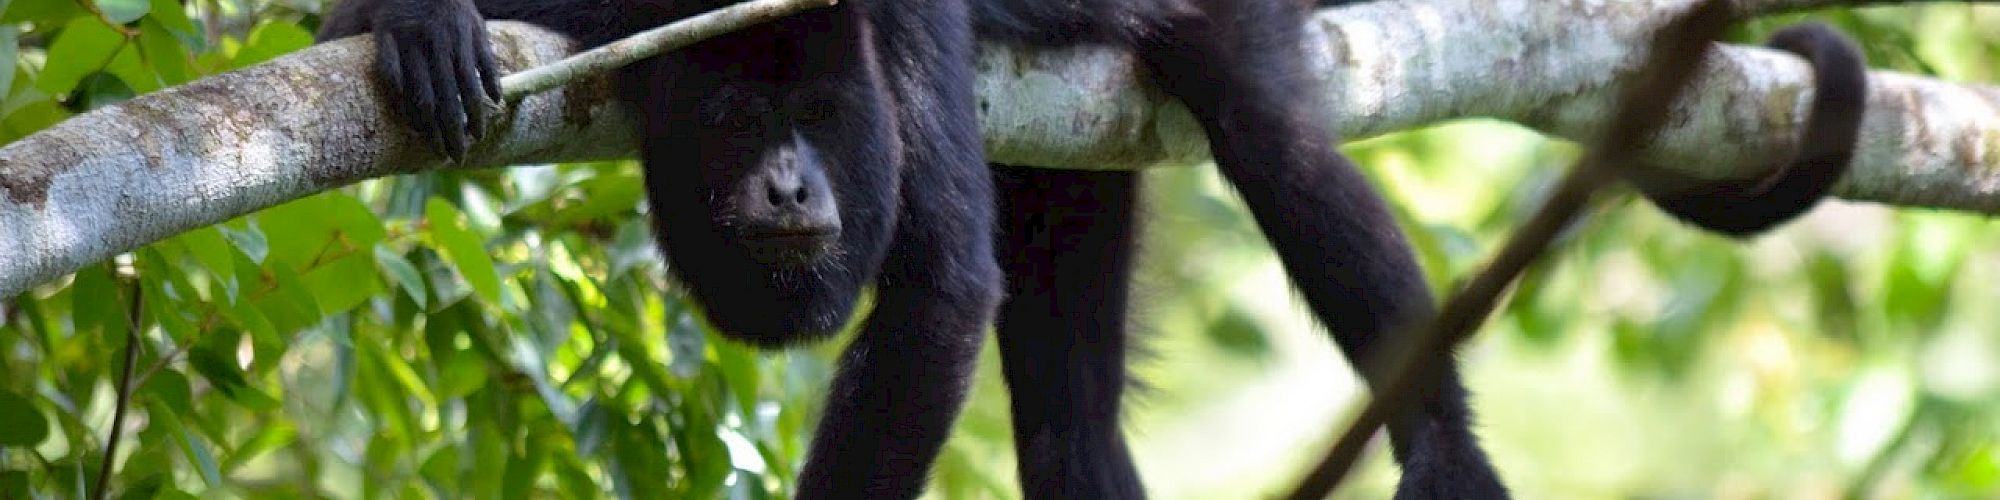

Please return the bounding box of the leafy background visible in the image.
[3,1,2000,498]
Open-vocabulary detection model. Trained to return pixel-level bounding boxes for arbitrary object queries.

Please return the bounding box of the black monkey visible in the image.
[322,0,1497,496]
[317,0,1866,498]
[325,3,1001,500]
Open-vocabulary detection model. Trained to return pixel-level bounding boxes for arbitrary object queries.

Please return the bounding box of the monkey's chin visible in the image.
[700,300,855,349]
[679,267,863,350]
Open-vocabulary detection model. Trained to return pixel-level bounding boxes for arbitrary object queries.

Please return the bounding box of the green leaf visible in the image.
[569,399,610,457]
[70,264,122,336]
[675,397,730,498]
[439,354,489,399]
[151,489,199,500]
[323,191,389,247]
[258,196,340,272]
[117,471,167,500]
[0,0,79,25]
[98,39,158,94]
[175,227,237,300]
[375,245,429,308]
[611,415,672,499]
[145,0,194,36]
[419,447,461,494]
[94,0,149,24]
[420,248,474,309]
[715,342,760,418]
[213,281,278,348]
[0,390,48,446]
[232,20,312,69]
[138,249,197,339]
[39,18,126,97]
[500,441,545,500]
[188,345,280,411]
[253,264,322,333]
[553,172,646,227]
[146,405,221,487]
[1,93,70,143]
[0,26,17,98]
[361,338,437,406]
[219,222,269,264]
[427,198,503,303]
[0,470,27,500]
[76,70,138,108]
[1204,305,1271,359]
[300,252,383,315]
[222,421,294,472]
[137,19,191,86]
[138,369,194,417]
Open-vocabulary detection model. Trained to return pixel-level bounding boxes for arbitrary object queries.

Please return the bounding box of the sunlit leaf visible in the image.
[145,0,194,37]
[301,252,382,315]
[1,0,81,25]
[232,20,313,68]
[137,19,191,85]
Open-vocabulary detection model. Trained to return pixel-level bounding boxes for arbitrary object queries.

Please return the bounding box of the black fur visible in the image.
[312,1,1872,499]
[1623,23,1869,237]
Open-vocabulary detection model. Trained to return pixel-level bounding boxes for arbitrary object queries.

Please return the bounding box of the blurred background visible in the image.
[3,1,2000,498]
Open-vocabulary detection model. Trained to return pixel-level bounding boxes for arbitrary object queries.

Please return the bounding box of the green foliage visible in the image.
[0,3,822,497]
[6,1,2000,499]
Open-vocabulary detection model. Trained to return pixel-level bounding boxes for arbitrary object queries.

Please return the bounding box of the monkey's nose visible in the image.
[739,164,841,258]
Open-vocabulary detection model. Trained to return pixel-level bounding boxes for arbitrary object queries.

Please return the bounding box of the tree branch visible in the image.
[498,0,835,99]
[3,0,1998,297]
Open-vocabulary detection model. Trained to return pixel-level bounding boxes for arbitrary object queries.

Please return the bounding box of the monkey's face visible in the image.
[630,51,900,348]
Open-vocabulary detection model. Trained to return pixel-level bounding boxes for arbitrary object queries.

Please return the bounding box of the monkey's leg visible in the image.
[1134,2,1506,498]
[795,2,1001,497]
[993,165,1146,499]
[794,158,1001,499]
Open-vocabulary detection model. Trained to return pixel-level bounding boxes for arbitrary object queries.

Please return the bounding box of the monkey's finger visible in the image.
[473,28,503,104]
[374,31,407,111]
[403,45,450,157]
[429,42,472,161]
[456,30,491,141]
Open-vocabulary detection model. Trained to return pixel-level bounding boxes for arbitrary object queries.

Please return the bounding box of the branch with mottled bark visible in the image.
[3,0,1997,297]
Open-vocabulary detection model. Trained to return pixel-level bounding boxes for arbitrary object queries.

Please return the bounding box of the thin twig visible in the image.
[1282,1,1740,497]
[91,272,144,500]
[498,0,838,99]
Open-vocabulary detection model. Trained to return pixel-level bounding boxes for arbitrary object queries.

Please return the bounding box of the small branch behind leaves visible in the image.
[1282,1,1740,497]
[92,267,144,500]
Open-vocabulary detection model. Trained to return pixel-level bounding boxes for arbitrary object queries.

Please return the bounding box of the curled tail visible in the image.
[1625,23,1869,237]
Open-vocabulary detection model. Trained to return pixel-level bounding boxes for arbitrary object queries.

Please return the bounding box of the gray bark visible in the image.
[4,0,1997,297]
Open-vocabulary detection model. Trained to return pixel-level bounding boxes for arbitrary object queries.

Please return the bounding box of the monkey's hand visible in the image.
[319,0,503,161]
